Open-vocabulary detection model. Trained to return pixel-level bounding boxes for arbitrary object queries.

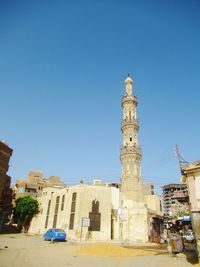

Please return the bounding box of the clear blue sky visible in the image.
[1,0,200,192]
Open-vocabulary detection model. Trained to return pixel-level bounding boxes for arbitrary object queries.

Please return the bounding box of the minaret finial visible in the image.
[125,74,133,96]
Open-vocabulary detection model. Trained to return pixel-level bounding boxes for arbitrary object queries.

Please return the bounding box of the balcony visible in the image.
[121,118,139,129]
[120,145,142,157]
[122,95,137,106]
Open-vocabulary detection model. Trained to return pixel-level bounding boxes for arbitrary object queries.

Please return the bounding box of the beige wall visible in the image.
[29,183,162,243]
[29,187,67,234]
[182,164,200,257]
[194,173,200,209]
[29,184,114,241]
[69,184,111,241]
[144,195,162,216]
[120,198,149,242]
[186,171,200,211]
[110,187,120,240]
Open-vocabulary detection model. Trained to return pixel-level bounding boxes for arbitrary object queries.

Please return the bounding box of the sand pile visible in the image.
[76,243,159,257]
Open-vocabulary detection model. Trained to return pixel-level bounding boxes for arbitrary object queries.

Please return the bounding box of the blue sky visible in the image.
[1,0,200,192]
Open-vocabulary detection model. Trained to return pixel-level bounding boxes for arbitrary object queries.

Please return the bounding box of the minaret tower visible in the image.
[120,75,143,202]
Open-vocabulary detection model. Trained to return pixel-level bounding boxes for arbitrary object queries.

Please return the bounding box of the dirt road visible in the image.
[0,234,198,267]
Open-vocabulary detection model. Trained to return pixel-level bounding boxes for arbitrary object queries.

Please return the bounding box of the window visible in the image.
[45,200,51,228]
[89,200,101,231]
[61,195,65,211]
[53,196,60,228]
[72,192,77,201]
[69,192,77,230]
[55,229,65,232]
[69,213,75,229]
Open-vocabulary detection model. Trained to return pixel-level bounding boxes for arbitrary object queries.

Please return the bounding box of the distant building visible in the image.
[0,141,13,231]
[143,182,154,195]
[14,170,65,198]
[162,183,189,217]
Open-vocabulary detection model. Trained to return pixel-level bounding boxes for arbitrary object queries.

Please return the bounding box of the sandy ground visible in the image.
[0,233,199,267]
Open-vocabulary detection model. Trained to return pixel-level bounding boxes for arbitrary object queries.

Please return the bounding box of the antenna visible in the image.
[175,144,188,174]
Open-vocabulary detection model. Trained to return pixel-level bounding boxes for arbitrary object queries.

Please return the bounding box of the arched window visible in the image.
[89,200,101,231]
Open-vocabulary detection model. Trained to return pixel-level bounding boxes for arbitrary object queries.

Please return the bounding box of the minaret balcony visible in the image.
[120,145,142,157]
[121,118,139,129]
[122,95,137,106]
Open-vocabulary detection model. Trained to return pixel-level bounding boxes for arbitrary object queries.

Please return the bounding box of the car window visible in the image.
[55,229,65,232]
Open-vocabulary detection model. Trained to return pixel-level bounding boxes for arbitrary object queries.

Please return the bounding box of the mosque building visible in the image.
[29,76,162,242]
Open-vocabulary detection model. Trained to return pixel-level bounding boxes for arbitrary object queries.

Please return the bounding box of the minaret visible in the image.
[120,75,143,202]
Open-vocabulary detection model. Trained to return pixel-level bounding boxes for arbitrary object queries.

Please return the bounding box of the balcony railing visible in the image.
[120,145,142,157]
[172,192,188,198]
[121,118,139,128]
[122,95,137,106]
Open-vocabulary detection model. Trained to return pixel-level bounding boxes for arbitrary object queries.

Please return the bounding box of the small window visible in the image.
[69,192,77,230]
[69,213,75,229]
[45,200,51,228]
[129,111,131,119]
[61,195,65,211]
[71,201,76,212]
[72,192,77,201]
[53,196,60,228]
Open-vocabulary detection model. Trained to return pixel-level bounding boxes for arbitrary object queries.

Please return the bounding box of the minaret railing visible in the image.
[121,95,137,106]
[120,145,142,157]
[121,118,139,129]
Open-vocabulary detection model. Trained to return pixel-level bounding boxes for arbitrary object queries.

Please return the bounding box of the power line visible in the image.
[142,145,177,177]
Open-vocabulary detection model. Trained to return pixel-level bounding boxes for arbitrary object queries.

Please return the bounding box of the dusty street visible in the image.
[0,234,199,267]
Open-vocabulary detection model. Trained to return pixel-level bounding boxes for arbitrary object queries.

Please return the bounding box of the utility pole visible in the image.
[175,144,188,175]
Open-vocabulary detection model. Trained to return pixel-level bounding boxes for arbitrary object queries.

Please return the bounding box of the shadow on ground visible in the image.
[0,224,20,235]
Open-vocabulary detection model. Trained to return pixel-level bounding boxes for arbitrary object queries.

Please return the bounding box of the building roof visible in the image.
[182,160,200,172]
[0,140,13,156]
[162,183,187,189]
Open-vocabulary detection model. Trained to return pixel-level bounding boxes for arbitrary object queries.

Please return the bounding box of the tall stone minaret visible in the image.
[120,75,143,202]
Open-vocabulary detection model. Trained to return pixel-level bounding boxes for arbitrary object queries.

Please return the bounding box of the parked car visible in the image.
[43,228,67,242]
[182,232,194,243]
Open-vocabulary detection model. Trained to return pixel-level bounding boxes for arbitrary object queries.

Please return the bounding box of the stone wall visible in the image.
[29,184,115,241]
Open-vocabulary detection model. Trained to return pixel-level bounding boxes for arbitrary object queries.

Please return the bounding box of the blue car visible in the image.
[43,228,67,242]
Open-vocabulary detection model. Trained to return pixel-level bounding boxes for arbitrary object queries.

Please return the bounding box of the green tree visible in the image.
[13,196,39,232]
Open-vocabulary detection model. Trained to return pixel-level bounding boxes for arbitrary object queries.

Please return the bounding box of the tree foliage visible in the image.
[13,196,39,232]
